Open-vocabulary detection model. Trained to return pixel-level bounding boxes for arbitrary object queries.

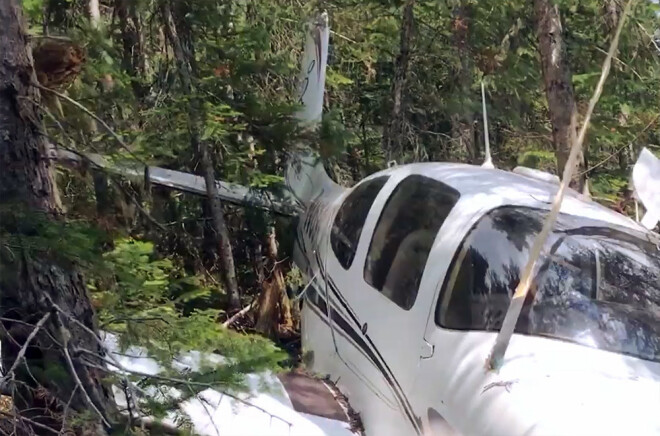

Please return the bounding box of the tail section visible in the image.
[284,11,341,209]
[294,11,329,126]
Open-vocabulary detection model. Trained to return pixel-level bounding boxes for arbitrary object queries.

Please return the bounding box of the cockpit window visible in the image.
[436,206,660,363]
[331,176,389,270]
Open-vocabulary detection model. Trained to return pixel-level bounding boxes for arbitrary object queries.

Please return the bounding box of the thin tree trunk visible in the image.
[450,3,477,163]
[116,0,147,97]
[88,0,100,26]
[92,170,111,216]
[161,1,241,310]
[130,4,148,78]
[0,1,115,433]
[382,0,415,163]
[534,0,586,190]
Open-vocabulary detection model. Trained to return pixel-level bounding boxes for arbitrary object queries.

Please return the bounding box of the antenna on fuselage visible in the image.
[481,81,494,169]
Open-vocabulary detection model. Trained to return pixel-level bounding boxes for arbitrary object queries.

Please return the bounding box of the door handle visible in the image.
[420,340,434,359]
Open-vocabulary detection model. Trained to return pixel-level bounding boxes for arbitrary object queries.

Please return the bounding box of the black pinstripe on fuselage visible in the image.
[295,221,423,435]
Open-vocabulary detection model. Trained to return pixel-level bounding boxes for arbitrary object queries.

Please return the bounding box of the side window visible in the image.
[364,175,460,310]
[331,176,389,270]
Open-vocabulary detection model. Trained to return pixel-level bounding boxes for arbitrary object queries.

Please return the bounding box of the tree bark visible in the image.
[161,1,241,310]
[88,0,100,27]
[116,0,147,96]
[534,0,586,190]
[0,1,116,433]
[382,0,415,163]
[255,227,293,338]
[450,3,477,163]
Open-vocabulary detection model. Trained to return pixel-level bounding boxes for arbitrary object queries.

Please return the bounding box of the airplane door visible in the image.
[329,173,461,432]
[321,174,404,415]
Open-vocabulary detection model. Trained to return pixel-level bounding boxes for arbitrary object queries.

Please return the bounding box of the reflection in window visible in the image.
[365,175,459,310]
[437,206,660,363]
[331,176,388,270]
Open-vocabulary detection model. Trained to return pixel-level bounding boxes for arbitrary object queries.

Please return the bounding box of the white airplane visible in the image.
[287,12,660,436]
[52,11,660,436]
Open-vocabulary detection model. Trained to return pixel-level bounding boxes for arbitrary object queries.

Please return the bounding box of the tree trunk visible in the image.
[116,0,147,97]
[534,0,586,190]
[382,0,415,163]
[92,169,111,216]
[88,0,100,27]
[450,3,477,163]
[0,1,116,433]
[161,1,241,310]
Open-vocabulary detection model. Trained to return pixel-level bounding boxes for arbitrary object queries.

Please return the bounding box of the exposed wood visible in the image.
[161,0,241,310]
[88,0,100,27]
[534,0,586,190]
[222,302,254,328]
[382,0,415,162]
[0,1,116,432]
[255,227,293,337]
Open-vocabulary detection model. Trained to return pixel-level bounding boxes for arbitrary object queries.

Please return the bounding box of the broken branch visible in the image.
[486,0,634,370]
[0,312,50,383]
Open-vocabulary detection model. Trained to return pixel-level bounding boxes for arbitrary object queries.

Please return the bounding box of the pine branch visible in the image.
[57,312,111,428]
[34,82,145,165]
[38,106,168,232]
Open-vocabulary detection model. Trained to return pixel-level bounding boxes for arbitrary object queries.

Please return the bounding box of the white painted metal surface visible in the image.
[633,147,660,229]
[102,333,357,436]
[52,148,301,216]
[294,160,660,436]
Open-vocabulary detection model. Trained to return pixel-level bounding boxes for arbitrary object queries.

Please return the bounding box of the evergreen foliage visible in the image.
[1,0,659,432]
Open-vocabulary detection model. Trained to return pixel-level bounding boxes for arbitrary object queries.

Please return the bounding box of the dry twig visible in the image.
[0,313,51,384]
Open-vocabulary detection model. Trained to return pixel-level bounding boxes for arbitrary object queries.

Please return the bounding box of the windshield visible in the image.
[436,206,660,363]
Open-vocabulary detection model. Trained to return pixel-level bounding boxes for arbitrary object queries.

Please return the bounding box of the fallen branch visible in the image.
[45,299,147,424]
[0,313,50,384]
[486,0,634,370]
[78,354,294,429]
[0,410,58,435]
[222,302,253,328]
[34,83,143,164]
[37,108,168,232]
[60,325,110,428]
[51,300,293,431]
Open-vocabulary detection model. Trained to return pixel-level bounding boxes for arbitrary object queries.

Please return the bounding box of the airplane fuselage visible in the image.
[294,162,660,435]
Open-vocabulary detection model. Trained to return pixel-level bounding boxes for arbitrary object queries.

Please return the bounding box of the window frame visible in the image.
[330,175,390,270]
[362,174,461,311]
[434,204,660,330]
